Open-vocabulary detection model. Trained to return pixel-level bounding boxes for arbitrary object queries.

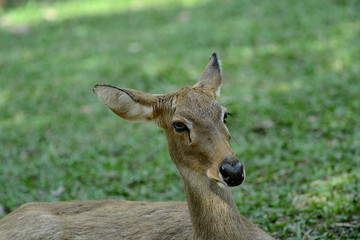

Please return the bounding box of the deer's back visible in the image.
[0,199,193,240]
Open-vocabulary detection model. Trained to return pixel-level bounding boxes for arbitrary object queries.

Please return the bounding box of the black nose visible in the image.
[219,159,245,187]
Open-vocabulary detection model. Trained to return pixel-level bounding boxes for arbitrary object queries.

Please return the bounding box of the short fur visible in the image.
[0,53,273,240]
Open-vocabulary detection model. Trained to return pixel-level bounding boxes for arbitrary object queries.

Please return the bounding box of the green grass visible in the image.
[0,0,359,239]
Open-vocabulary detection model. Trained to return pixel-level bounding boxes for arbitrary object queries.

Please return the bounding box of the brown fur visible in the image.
[0,53,273,240]
[0,200,192,240]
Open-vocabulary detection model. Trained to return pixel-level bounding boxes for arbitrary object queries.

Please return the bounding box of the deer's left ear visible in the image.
[93,84,158,122]
[193,52,223,98]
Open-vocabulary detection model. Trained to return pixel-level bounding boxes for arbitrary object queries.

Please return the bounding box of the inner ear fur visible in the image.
[93,84,158,122]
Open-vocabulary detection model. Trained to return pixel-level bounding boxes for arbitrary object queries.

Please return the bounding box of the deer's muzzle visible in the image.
[219,159,245,187]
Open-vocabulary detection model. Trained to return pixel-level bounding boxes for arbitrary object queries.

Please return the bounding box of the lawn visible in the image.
[0,0,359,239]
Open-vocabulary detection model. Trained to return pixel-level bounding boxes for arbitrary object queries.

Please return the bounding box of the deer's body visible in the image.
[1,200,192,240]
[0,53,273,240]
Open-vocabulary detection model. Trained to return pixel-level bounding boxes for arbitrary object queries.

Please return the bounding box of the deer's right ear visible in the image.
[193,52,223,99]
[93,84,157,122]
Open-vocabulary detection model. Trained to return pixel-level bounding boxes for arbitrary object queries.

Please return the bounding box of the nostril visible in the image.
[219,161,244,187]
[219,165,230,181]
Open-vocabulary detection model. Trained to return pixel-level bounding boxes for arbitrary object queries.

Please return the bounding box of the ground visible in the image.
[0,0,359,239]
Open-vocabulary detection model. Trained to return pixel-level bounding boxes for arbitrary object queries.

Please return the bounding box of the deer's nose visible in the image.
[219,159,245,187]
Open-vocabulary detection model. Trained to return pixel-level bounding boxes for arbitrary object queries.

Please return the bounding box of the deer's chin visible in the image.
[206,169,223,182]
[206,170,230,188]
[216,181,228,188]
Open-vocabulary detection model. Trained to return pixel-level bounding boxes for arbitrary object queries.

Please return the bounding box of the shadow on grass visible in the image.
[1,0,72,10]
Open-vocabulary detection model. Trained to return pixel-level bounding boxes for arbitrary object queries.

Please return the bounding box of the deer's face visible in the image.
[161,87,244,187]
[93,53,245,187]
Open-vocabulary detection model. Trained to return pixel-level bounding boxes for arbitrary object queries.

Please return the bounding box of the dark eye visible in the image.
[224,112,232,124]
[173,121,189,133]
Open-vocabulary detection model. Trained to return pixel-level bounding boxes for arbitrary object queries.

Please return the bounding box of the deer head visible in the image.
[93,53,245,188]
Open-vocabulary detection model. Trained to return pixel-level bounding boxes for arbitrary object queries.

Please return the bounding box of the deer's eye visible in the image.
[224,112,232,125]
[173,122,188,133]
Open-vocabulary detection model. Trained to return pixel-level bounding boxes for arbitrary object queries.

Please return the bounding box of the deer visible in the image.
[0,53,273,240]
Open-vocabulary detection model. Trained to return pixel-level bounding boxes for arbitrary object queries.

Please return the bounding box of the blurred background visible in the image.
[0,0,359,238]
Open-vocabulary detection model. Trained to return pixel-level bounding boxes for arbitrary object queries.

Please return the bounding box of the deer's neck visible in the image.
[178,167,254,240]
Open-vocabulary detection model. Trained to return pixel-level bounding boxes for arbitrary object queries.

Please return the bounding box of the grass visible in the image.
[0,0,359,239]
